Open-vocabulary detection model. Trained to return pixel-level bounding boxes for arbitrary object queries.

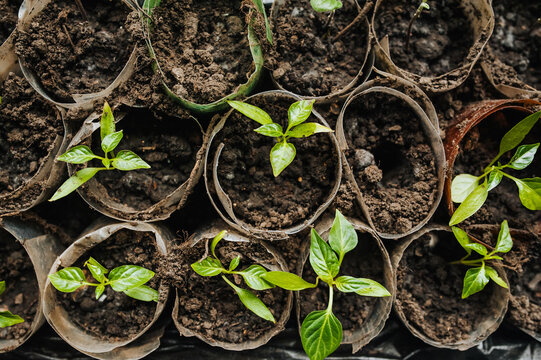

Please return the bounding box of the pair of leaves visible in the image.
[462,265,507,299]
[453,220,512,258]
[0,281,24,328]
[310,0,343,12]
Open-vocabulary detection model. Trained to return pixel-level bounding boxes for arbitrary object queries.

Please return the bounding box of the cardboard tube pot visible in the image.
[269,0,374,102]
[0,214,64,352]
[392,225,509,350]
[372,0,494,93]
[65,106,210,222]
[42,221,172,359]
[336,78,445,239]
[296,216,395,353]
[14,0,137,109]
[171,224,294,350]
[444,99,541,232]
[141,0,264,114]
[204,90,342,240]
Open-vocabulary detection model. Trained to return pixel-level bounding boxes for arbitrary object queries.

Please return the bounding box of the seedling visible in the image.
[191,230,276,323]
[227,99,332,177]
[310,0,369,42]
[0,281,24,328]
[406,0,430,50]
[450,111,541,226]
[49,258,159,302]
[261,210,390,360]
[310,0,343,13]
[50,102,150,201]
[451,221,511,299]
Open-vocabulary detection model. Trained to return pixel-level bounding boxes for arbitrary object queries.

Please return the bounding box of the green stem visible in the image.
[221,274,239,291]
[327,283,334,312]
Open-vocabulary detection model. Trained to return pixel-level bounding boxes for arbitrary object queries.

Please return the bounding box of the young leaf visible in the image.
[224,277,276,323]
[227,100,273,125]
[270,142,296,177]
[309,229,340,282]
[288,100,315,129]
[49,167,102,201]
[251,0,273,45]
[462,266,489,299]
[112,150,150,171]
[101,130,124,154]
[95,284,105,300]
[0,311,24,328]
[240,265,274,290]
[48,267,86,292]
[451,174,479,203]
[485,267,508,289]
[487,171,503,191]
[191,257,223,277]
[0,281,5,296]
[287,123,333,139]
[229,256,241,271]
[310,0,343,12]
[449,183,489,226]
[301,310,342,360]
[497,111,541,159]
[100,102,115,141]
[262,271,317,290]
[57,145,99,164]
[254,123,283,138]
[507,143,539,170]
[512,177,541,210]
[84,257,109,283]
[328,210,358,264]
[124,285,159,302]
[452,226,473,254]
[108,265,155,292]
[494,220,512,253]
[463,243,488,256]
[210,230,228,259]
[335,276,391,297]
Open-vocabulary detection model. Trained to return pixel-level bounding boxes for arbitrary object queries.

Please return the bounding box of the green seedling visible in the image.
[450,111,541,226]
[406,0,430,50]
[0,281,24,328]
[251,0,273,45]
[310,0,343,12]
[191,230,276,323]
[50,102,150,201]
[261,210,390,360]
[227,99,332,177]
[49,258,159,302]
[451,221,511,299]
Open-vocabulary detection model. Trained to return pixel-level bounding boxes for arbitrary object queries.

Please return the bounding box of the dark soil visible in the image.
[0,228,39,340]
[58,229,160,341]
[0,73,62,196]
[374,0,475,77]
[452,109,541,231]
[87,108,201,211]
[211,94,337,229]
[150,0,254,104]
[0,0,20,44]
[15,0,134,102]
[489,0,541,89]
[160,238,288,344]
[342,92,438,234]
[396,230,501,344]
[298,231,385,338]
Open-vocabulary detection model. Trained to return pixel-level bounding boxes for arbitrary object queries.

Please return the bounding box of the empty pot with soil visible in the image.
[372,0,494,93]
[269,0,373,101]
[0,214,64,352]
[15,0,137,107]
[393,225,510,349]
[0,0,21,46]
[166,225,294,350]
[142,0,264,113]
[205,90,342,240]
[42,221,172,359]
[336,78,445,239]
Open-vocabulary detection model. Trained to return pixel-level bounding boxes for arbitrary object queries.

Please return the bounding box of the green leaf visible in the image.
[57,145,99,164]
[101,130,124,154]
[449,183,489,226]
[335,276,391,297]
[229,256,241,271]
[487,170,503,191]
[124,285,159,302]
[251,0,273,45]
[497,111,541,159]
[310,0,343,12]
[0,281,5,296]
[309,229,340,282]
[210,230,227,259]
[452,227,473,254]
[287,123,333,139]
[328,210,357,264]
[227,100,273,125]
[224,277,275,323]
[49,167,102,201]
[48,267,86,292]
[513,177,541,210]
[112,150,150,171]
[142,0,161,14]
[485,266,508,289]
[462,266,489,299]
[100,102,115,141]
[507,143,539,170]
[191,257,223,277]
[0,311,24,328]
[288,100,315,129]
[108,265,155,292]
[84,257,109,283]
[270,141,296,177]
[240,265,275,291]
[464,243,488,256]
[495,220,513,253]
[262,271,317,290]
[301,310,342,360]
[451,174,479,203]
[254,123,283,138]
[95,284,105,300]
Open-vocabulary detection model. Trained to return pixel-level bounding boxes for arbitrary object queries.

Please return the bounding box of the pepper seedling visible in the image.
[0,281,24,328]
[50,102,150,201]
[261,210,390,360]
[49,257,159,302]
[406,0,430,50]
[227,99,332,176]
[450,110,541,226]
[451,221,511,299]
[191,230,276,323]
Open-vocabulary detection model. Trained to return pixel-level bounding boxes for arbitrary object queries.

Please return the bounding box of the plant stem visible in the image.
[332,1,373,43]
[405,0,428,51]
[327,284,334,312]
